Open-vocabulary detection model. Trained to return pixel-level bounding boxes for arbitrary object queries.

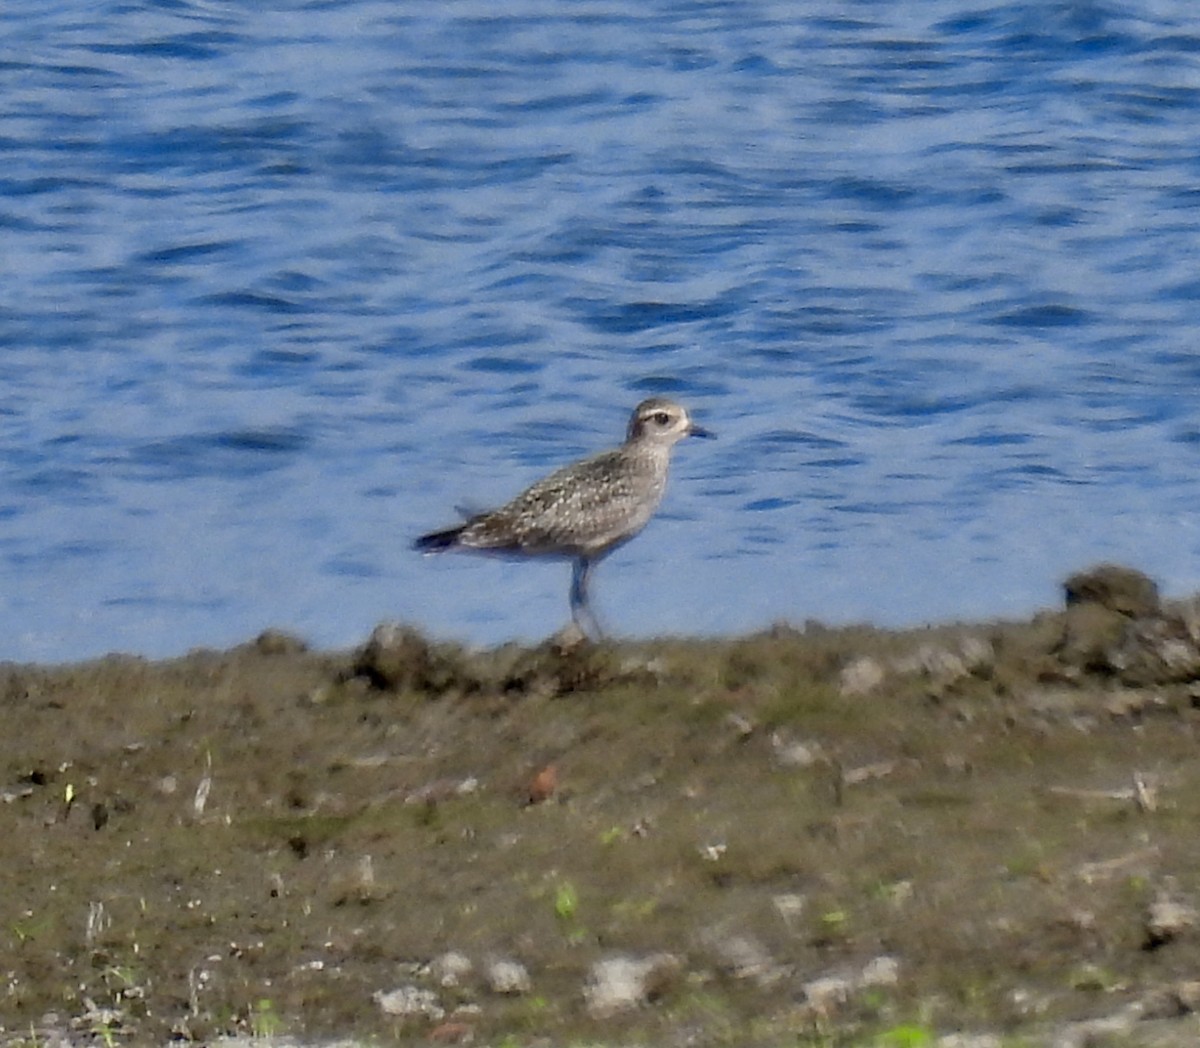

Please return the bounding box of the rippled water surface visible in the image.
[4,1,1200,660]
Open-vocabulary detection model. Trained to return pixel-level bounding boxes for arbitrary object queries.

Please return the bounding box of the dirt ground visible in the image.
[5,564,1200,1048]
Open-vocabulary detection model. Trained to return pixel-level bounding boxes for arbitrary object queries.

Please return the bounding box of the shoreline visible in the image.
[5,564,1200,1048]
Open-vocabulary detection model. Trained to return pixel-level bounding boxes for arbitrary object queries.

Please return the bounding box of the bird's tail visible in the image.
[412,525,465,553]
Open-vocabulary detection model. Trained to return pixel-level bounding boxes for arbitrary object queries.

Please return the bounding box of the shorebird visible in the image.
[413,397,712,639]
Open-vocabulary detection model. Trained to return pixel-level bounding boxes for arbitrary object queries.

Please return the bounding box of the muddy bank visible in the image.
[5,565,1200,1047]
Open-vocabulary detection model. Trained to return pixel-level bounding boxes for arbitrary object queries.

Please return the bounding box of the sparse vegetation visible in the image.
[5,572,1200,1045]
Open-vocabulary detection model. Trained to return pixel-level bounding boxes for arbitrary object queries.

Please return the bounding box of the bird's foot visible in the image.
[551,621,591,651]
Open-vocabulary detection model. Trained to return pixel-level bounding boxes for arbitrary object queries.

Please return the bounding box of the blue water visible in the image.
[4,1,1200,662]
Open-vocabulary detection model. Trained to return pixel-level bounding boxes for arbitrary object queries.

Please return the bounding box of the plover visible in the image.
[414,397,712,639]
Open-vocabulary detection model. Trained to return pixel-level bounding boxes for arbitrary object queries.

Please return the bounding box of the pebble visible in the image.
[373,985,444,1020]
[701,930,784,987]
[769,731,823,769]
[485,958,531,995]
[583,953,681,1018]
[802,973,853,1010]
[802,955,901,1014]
[859,954,900,987]
[1048,1001,1144,1048]
[1146,890,1198,947]
[772,892,806,929]
[916,645,971,681]
[429,951,473,988]
[958,635,995,671]
[838,655,885,697]
[891,637,993,686]
[525,764,558,805]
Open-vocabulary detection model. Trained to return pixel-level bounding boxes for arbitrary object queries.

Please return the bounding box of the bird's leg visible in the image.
[569,557,605,641]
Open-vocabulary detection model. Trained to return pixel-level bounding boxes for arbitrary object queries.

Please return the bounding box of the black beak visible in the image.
[688,422,714,439]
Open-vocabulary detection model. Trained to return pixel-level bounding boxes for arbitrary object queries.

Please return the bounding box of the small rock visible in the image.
[1142,980,1200,1019]
[770,731,823,769]
[839,656,885,697]
[1064,564,1159,617]
[429,951,473,988]
[1106,613,1200,686]
[841,759,899,786]
[405,777,479,806]
[891,640,991,688]
[373,985,445,1020]
[485,958,531,996]
[1050,1001,1144,1048]
[725,711,756,738]
[1173,979,1200,1012]
[802,973,853,1011]
[772,892,806,929]
[701,930,784,987]
[1146,890,1198,948]
[958,635,995,671]
[914,645,970,682]
[859,954,900,988]
[888,638,988,686]
[525,765,558,806]
[1151,635,1200,676]
[942,752,972,775]
[330,854,382,905]
[550,621,588,649]
[801,955,900,1016]
[1103,690,1167,718]
[583,953,681,1018]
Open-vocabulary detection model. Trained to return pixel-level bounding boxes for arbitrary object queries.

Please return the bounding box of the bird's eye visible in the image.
[652,411,671,426]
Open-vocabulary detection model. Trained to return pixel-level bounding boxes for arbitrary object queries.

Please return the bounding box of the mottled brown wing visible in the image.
[461,451,657,554]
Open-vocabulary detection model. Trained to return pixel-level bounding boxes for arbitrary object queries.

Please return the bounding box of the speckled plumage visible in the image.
[414,398,711,638]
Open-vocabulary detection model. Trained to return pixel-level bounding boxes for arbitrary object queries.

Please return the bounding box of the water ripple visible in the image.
[2,0,1199,659]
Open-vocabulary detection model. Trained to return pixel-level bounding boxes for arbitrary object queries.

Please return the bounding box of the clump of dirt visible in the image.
[5,565,1200,1047]
[352,622,639,699]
